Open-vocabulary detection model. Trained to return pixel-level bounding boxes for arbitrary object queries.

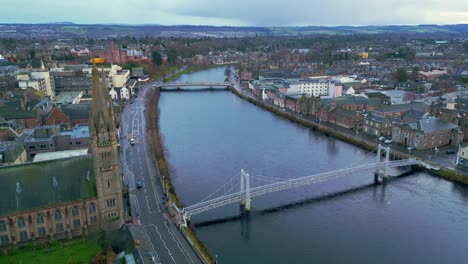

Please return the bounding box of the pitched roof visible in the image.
[401,109,427,122]
[0,141,25,163]
[0,102,37,119]
[332,107,359,118]
[0,156,96,216]
[416,117,459,133]
[374,102,428,113]
[58,103,90,120]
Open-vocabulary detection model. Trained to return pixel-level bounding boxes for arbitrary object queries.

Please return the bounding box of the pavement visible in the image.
[121,70,202,264]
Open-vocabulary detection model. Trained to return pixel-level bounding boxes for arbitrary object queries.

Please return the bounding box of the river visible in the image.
[158,66,468,264]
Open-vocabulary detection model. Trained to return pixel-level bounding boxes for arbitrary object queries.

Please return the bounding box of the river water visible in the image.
[158,67,468,264]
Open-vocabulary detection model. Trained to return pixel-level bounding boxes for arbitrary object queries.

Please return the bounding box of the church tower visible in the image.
[89,60,124,228]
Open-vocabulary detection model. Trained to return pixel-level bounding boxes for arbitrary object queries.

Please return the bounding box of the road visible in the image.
[121,73,202,264]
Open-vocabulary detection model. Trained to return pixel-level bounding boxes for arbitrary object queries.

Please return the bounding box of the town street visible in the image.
[120,76,202,264]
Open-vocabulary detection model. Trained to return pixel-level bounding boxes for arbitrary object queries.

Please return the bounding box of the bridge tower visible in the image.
[374,144,390,184]
[240,169,251,211]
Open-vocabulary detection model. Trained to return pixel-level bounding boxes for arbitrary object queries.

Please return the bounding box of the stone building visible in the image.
[0,61,124,248]
[0,157,99,246]
[392,116,463,150]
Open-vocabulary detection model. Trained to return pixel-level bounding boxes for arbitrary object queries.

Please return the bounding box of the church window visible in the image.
[54,210,62,220]
[89,203,97,214]
[72,206,80,217]
[55,223,64,232]
[0,221,6,232]
[73,219,81,229]
[106,199,116,208]
[17,217,26,228]
[19,231,28,241]
[0,235,8,244]
[37,227,46,237]
[36,213,44,224]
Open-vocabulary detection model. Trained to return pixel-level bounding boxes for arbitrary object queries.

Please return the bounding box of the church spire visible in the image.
[89,59,115,141]
[40,59,46,71]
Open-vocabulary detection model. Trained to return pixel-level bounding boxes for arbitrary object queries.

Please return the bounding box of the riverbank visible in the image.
[164,65,227,82]
[229,86,468,186]
[144,87,215,264]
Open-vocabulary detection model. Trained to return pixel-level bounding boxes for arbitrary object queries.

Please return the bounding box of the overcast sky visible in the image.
[2,0,468,26]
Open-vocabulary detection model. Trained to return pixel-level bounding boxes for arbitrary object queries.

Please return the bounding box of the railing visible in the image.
[184,159,419,217]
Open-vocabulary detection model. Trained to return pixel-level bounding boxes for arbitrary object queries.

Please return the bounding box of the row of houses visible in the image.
[249,78,465,150]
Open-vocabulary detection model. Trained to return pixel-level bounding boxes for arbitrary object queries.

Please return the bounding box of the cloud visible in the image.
[1,0,467,26]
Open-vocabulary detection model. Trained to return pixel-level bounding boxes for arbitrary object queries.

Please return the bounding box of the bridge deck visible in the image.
[184,159,419,217]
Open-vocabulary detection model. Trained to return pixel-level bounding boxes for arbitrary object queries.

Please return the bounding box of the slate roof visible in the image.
[374,102,428,113]
[401,109,427,122]
[0,100,37,120]
[365,114,386,122]
[58,103,90,120]
[0,156,96,216]
[0,141,25,163]
[416,117,459,133]
[332,107,359,118]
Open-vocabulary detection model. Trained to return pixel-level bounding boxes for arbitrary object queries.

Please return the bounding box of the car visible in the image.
[130,138,135,145]
[384,139,392,144]
[446,149,456,154]
[136,181,143,188]
[379,136,385,141]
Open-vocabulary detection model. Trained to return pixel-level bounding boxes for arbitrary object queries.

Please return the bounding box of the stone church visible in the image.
[0,61,124,247]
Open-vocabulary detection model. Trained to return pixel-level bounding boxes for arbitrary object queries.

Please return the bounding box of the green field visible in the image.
[0,237,102,264]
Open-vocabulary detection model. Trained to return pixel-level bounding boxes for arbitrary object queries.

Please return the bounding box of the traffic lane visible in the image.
[142,216,196,264]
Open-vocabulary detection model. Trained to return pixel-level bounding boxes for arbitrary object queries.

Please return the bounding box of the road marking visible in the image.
[163,221,194,264]
[145,224,177,263]
[141,226,162,263]
[146,195,161,214]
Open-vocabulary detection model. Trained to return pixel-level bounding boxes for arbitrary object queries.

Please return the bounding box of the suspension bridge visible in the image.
[172,145,420,226]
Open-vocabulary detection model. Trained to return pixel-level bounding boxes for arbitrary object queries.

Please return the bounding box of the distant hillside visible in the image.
[0,23,467,38]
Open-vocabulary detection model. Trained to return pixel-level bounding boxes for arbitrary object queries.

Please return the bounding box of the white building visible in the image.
[15,61,55,98]
[18,78,47,95]
[120,86,130,100]
[82,65,130,89]
[286,79,338,98]
[109,87,118,100]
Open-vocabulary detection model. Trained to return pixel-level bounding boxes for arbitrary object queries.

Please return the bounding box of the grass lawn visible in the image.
[0,237,102,264]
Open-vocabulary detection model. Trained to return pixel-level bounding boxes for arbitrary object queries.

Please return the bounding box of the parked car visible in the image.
[136,181,143,189]
[446,149,456,154]
[130,138,135,145]
[379,136,385,141]
[384,139,392,144]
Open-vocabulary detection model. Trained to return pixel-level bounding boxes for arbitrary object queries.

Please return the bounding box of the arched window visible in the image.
[17,217,26,228]
[0,220,6,232]
[89,203,96,214]
[72,206,80,217]
[36,213,44,224]
[54,210,62,221]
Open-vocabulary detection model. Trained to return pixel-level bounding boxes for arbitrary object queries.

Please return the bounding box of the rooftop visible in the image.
[61,125,90,138]
[33,148,88,162]
[0,155,96,216]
